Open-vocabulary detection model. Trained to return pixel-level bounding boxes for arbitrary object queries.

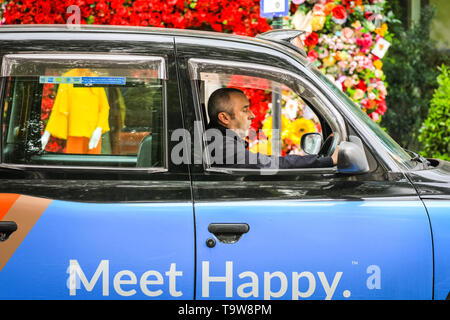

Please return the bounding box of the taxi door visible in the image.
[0,34,194,299]
[175,37,433,300]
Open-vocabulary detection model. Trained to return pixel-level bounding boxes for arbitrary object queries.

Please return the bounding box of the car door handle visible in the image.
[0,221,18,242]
[208,223,249,244]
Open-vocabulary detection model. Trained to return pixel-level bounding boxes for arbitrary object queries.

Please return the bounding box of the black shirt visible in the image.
[205,123,334,169]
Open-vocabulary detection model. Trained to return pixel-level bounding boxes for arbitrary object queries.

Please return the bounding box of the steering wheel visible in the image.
[318,133,339,157]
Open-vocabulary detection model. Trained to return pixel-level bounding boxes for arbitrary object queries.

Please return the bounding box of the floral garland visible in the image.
[288,0,395,122]
[0,0,8,25]
[0,0,271,36]
[0,0,272,153]
[246,0,395,156]
[0,0,395,156]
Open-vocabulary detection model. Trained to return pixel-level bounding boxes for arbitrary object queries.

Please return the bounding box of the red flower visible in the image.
[2,0,272,37]
[307,49,318,62]
[375,99,387,115]
[332,5,347,20]
[355,80,367,92]
[304,32,319,47]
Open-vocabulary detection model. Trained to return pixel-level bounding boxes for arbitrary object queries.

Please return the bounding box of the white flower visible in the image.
[283,99,299,120]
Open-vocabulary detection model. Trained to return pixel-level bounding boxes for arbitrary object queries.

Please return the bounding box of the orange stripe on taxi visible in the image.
[0,194,21,221]
[0,195,52,272]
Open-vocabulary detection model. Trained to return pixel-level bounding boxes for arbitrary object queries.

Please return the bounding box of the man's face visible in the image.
[227,92,255,138]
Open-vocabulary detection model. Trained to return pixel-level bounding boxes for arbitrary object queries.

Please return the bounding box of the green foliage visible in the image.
[418,65,450,161]
[381,4,445,151]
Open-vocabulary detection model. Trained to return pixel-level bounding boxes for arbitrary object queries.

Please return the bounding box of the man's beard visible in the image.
[233,121,252,139]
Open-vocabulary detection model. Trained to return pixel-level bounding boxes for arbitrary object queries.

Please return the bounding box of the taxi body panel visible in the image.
[0,25,448,300]
[0,196,195,299]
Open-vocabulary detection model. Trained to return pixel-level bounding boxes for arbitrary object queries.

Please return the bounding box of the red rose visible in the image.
[96,1,108,13]
[304,32,319,47]
[375,100,387,115]
[307,49,318,62]
[332,5,347,20]
[355,80,367,92]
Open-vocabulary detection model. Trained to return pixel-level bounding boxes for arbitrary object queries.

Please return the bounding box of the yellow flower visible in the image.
[323,55,336,67]
[335,51,349,61]
[250,139,271,156]
[286,118,316,146]
[373,59,383,70]
[311,13,326,31]
[352,21,361,29]
[375,23,388,37]
[262,115,290,140]
[262,116,273,139]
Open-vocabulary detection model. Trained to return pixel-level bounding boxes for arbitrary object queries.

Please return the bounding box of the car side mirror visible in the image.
[301,132,323,155]
[337,135,370,174]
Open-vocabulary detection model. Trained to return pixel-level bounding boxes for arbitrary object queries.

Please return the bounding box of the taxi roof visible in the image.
[0,24,306,60]
[0,24,268,46]
[0,24,245,38]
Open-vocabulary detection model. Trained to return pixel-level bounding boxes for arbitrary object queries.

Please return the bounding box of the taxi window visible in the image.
[311,66,414,169]
[1,54,166,169]
[199,72,324,156]
[188,59,336,172]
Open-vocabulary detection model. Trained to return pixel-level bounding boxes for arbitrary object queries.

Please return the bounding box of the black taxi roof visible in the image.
[0,24,249,39]
[0,24,306,60]
[0,24,269,46]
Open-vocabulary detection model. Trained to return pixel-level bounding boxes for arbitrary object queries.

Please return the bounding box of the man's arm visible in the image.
[217,133,336,169]
[278,154,334,169]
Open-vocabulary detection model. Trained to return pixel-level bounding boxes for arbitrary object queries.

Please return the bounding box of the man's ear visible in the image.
[217,111,231,126]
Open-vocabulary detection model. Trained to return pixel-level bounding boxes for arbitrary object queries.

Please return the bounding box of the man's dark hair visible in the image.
[207,87,245,125]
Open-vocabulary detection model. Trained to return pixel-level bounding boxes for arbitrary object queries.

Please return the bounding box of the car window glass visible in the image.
[196,71,325,161]
[310,65,413,168]
[1,54,165,168]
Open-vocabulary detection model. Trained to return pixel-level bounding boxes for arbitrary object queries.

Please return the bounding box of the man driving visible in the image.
[205,87,338,169]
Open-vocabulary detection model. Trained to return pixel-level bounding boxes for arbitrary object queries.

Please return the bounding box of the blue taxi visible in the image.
[0,25,449,300]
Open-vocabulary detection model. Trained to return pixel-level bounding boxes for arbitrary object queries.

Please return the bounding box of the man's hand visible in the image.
[331,146,339,166]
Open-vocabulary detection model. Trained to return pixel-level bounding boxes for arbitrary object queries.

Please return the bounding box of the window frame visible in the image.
[188,58,347,175]
[0,53,169,173]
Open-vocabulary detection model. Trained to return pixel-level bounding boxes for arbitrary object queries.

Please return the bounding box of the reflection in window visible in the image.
[1,56,165,168]
[40,68,160,157]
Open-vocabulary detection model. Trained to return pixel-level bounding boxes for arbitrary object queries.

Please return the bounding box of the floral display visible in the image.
[288,0,395,122]
[243,0,395,155]
[0,0,271,36]
[0,0,7,24]
[226,74,322,156]
[0,0,394,156]
[246,90,322,156]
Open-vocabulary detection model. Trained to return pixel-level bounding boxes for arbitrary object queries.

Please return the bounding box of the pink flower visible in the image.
[356,33,374,53]
[313,4,324,13]
[318,48,329,59]
[307,49,318,62]
[341,27,354,42]
[369,112,380,122]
